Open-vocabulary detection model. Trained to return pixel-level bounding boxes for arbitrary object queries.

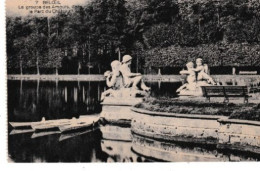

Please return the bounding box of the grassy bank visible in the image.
[135,98,260,121]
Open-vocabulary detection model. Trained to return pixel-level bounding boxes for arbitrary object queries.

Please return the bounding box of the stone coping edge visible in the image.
[131,107,228,120]
[132,107,260,126]
[218,118,260,126]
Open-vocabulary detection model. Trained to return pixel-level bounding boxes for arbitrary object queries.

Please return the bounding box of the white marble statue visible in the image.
[101,60,124,100]
[194,58,216,85]
[177,62,197,92]
[176,58,216,96]
[120,55,150,91]
[101,56,150,101]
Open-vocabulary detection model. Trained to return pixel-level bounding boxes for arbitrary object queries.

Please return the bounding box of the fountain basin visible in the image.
[131,107,260,154]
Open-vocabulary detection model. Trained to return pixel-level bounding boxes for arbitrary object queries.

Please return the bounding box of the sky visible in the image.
[6,0,91,17]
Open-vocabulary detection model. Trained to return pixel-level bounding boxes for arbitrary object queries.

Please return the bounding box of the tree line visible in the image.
[6,0,260,75]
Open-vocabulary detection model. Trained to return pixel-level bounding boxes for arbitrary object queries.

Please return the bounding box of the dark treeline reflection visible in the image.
[8,80,181,122]
[8,80,105,122]
[147,81,181,98]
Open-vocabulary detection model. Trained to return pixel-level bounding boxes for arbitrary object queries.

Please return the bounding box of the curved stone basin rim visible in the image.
[131,107,228,120]
[131,107,260,126]
[131,107,260,155]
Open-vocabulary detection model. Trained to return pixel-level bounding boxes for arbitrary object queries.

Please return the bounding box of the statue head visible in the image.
[111,60,121,69]
[122,55,132,65]
[186,62,194,69]
[111,60,121,75]
[196,58,203,66]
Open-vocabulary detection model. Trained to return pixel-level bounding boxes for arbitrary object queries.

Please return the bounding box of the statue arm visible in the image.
[180,70,191,75]
[129,73,141,77]
[120,65,141,77]
[193,66,204,72]
[203,64,209,74]
[121,71,132,77]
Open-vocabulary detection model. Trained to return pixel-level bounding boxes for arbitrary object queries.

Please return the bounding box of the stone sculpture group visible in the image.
[101,55,216,100]
[101,55,150,101]
[176,58,216,96]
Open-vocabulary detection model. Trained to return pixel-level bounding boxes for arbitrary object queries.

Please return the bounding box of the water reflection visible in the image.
[8,80,182,123]
[8,128,108,162]
[147,81,181,98]
[8,78,259,123]
[132,133,260,162]
[8,125,153,163]
[100,125,150,162]
[8,124,260,162]
[8,80,105,122]
[7,80,181,162]
[7,78,260,162]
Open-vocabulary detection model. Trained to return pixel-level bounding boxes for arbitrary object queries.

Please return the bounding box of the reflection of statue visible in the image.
[177,58,216,96]
[101,56,149,101]
[120,55,150,91]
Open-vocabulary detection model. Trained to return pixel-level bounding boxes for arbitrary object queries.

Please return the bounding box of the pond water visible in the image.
[7,79,260,162]
[8,80,181,122]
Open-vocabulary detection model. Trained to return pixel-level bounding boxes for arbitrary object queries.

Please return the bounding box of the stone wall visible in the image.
[218,119,260,153]
[131,107,260,154]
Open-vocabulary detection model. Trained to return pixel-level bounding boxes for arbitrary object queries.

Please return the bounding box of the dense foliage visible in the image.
[135,97,260,121]
[143,43,260,67]
[6,0,260,74]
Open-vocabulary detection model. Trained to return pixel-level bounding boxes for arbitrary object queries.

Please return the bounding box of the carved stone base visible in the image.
[101,97,143,106]
[100,97,144,125]
[178,81,210,97]
[101,88,149,101]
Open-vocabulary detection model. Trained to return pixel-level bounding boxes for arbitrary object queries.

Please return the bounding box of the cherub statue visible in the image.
[101,60,123,101]
[104,60,122,89]
[176,58,217,95]
[120,55,150,91]
[101,58,149,101]
[194,58,216,85]
[176,62,197,92]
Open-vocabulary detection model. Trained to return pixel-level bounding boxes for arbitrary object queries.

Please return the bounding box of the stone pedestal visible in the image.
[100,97,143,125]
